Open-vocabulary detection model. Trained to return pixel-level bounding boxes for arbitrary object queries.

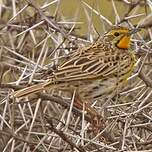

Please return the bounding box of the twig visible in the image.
[46,118,86,152]
[138,70,152,88]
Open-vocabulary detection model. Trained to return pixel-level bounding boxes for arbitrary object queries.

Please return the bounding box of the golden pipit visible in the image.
[12,26,140,118]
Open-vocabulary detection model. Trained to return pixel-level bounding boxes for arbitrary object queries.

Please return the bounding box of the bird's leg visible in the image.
[74,98,98,116]
[73,97,104,132]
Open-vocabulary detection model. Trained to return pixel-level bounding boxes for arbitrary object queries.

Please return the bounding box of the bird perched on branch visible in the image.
[12,26,140,117]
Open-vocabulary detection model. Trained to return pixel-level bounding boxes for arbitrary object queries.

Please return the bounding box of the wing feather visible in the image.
[51,39,130,82]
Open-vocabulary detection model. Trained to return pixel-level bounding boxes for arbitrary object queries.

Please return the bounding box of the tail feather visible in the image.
[12,83,44,98]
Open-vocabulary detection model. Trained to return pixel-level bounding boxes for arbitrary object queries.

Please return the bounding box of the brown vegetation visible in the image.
[0,0,152,151]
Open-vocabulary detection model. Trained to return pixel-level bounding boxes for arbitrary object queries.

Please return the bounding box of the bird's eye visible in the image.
[114,32,120,37]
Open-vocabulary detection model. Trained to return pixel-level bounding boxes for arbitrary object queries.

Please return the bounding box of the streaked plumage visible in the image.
[12,26,138,101]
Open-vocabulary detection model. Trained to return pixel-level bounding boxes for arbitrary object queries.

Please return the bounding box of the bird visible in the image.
[12,26,139,116]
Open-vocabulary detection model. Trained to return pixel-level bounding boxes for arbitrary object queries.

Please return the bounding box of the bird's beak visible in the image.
[128,28,141,35]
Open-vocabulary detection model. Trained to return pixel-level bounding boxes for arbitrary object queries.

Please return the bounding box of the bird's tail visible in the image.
[12,83,45,98]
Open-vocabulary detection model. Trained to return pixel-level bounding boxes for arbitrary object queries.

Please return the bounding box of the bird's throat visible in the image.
[116,36,131,49]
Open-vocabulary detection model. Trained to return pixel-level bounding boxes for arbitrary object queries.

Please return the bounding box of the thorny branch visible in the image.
[1,0,152,151]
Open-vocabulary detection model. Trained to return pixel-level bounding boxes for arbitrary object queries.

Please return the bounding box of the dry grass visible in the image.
[0,0,152,151]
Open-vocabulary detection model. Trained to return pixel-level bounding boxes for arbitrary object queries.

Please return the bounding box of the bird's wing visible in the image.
[51,44,121,82]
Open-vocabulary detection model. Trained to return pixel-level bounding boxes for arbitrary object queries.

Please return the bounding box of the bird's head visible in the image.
[104,26,140,49]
